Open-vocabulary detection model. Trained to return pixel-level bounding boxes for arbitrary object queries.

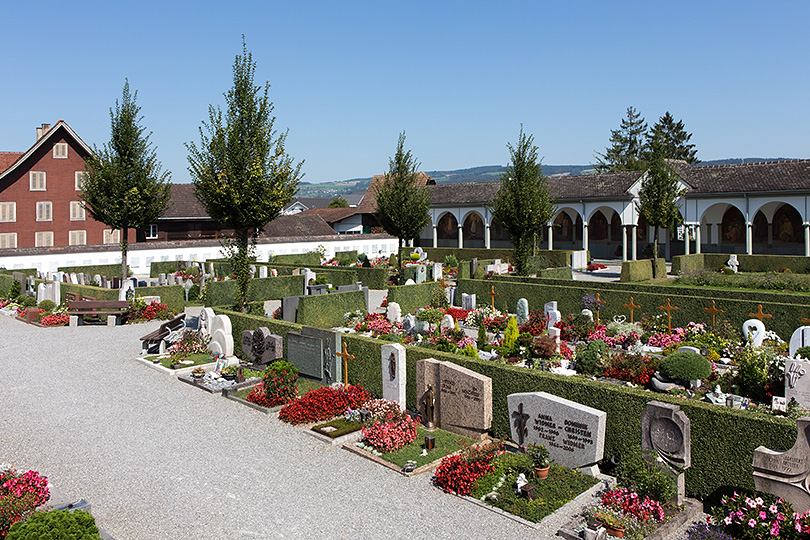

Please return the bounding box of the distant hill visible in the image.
[296,158,800,198]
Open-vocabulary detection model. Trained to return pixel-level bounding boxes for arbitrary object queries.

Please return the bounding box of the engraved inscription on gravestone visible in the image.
[301,326,342,385]
[753,417,810,513]
[287,332,324,380]
[641,401,691,505]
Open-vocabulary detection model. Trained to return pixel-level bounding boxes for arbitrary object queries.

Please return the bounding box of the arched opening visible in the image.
[773,204,802,245]
[462,212,485,248]
[610,214,622,243]
[490,217,511,249]
[721,207,745,245]
[589,211,608,241]
[436,213,458,247]
[554,212,574,242]
[752,211,768,244]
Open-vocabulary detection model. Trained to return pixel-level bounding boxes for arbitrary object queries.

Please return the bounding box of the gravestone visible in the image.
[287,332,325,382]
[302,268,316,287]
[507,391,606,475]
[301,326,342,385]
[50,280,60,304]
[790,326,810,358]
[167,274,176,286]
[381,343,406,410]
[548,327,561,353]
[785,359,810,408]
[581,309,593,322]
[753,417,810,513]
[112,277,120,289]
[259,266,268,279]
[462,293,476,311]
[516,298,529,325]
[138,280,147,288]
[432,262,443,281]
[249,265,256,279]
[101,276,108,289]
[470,258,478,277]
[77,273,85,285]
[183,280,194,301]
[402,314,416,335]
[241,327,283,365]
[158,274,167,286]
[677,346,701,355]
[198,307,216,337]
[416,358,492,439]
[282,296,300,322]
[641,401,691,505]
[544,301,562,327]
[70,273,79,285]
[307,284,328,295]
[208,263,215,276]
[743,318,766,348]
[386,302,401,324]
[727,254,739,273]
[208,314,234,356]
[415,265,427,284]
[118,281,135,301]
[440,314,454,330]
[36,283,47,304]
[93,274,101,286]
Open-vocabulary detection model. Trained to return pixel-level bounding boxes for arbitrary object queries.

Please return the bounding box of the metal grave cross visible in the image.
[487,285,499,310]
[659,298,679,334]
[749,304,772,323]
[335,342,355,385]
[623,296,641,324]
[703,300,724,330]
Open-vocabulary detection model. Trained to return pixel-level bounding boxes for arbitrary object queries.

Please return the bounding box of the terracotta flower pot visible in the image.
[604,524,625,538]
[533,465,550,479]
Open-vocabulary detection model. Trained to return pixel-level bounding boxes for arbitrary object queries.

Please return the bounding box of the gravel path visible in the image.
[0,315,708,539]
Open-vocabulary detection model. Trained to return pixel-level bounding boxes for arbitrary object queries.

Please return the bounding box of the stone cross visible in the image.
[623,296,641,324]
[703,300,724,330]
[487,285,499,310]
[749,304,772,323]
[336,342,355,385]
[658,298,678,334]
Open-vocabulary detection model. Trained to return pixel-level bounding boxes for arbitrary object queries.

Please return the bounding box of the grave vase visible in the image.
[604,524,625,538]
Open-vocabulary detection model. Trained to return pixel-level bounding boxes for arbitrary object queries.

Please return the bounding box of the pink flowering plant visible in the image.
[600,487,665,524]
[646,328,686,348]
[0,467,49,538]
[711,491,810,539]
[361,411,418,453]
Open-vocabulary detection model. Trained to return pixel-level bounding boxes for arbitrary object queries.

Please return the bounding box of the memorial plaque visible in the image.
[641,401,691,505]
[287,332,324,381]
[417,358,492,439]
[282,296,299,322]
[754,417,810,513]
[786,359,810,409]
[301,326,342,385]
[507,391,606,473]
[382,343,406,410]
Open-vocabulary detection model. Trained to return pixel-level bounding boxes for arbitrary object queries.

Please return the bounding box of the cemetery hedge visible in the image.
[0,268,38,277]
[269,252,321,266]
[204,275,306,307]
[217,306,796,501]
[536,267,573,279]
[399,247,580,268]
[354,266,389,289]
[149,261,197,277]
[474,277,810,339]
[386,281,439,315]
[0,273,13,294]
[296,290,366,328]
[620,259,667,282]
[57,263,129,278]
[673,253,810,275]
[334,250,358,260]
[258,263,389,290]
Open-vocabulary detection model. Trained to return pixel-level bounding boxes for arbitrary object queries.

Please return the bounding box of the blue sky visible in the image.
[2,1,809,184]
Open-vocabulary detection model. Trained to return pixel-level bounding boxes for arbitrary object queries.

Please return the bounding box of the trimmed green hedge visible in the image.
[334,250,358,260]
[538,267,573,279]
[399,247,579,268]
[150,260,203,277]
[0,268,38,277]
[620,259,666,281]
[386,281,438,314]
[213,309,301,361]
[259,263,389,290]
[269,252,321,266]
[463,277,810,338]
[204,275,306,307]
[60,284,118,303]
[296,290,366,328]
[673,253,810,275]
[58,263,128,278]
[354,266,389,289]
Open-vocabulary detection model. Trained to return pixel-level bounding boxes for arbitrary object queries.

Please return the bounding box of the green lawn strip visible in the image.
[473,463,599,523]
[312,418,363,438]
[159,353,212,369]
[377,426,472,468]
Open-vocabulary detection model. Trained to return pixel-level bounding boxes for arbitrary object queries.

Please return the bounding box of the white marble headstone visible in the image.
[381,343,407,410]
[743,318,766,348]
[790,327,810,358]
[440,314,454,330]
[386,301,402,324]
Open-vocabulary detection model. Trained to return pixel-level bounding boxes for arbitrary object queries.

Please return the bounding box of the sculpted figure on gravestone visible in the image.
[424,384,436,428]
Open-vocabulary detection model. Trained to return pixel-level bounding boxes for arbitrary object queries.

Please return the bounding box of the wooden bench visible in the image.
[68,300,130,326]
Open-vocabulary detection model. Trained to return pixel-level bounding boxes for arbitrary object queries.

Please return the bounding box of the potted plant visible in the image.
[191,367,206,380]
[221,365,239,381]
[595,509,628,538]
[525,443,550,479]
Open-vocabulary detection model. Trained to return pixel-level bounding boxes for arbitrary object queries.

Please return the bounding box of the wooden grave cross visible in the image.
[749,304,772,323]
[658,298,679,334]
[703,300,724,330]
[487,284,499,310]
[336,342,355,385]
[623,296,641,324]
[594,293,606,326]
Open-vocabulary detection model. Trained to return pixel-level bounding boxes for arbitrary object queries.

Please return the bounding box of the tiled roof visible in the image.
[0,152,23,174]
[303,206,361,223]
[160,184,209,219]
[672,159,810,194]
[260,213,337,237]
[429,182,499,205]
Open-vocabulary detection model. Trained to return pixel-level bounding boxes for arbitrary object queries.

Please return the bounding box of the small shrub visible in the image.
[260,361,299,407]
[362,412,418,453]
[444,254,459,269]
[711,491,809,539]
[7,509,100,540]
[796,346,810,359]
[21,296,35,308]
[660,351,711,381]
[8,281,20,299]
[477,324,487,349]
[575,340,606,375]
[531,336,558,360]
[615,446,676,503]
[430,284,449,309]
[525,443,550,467]
[36,300,55,312]
[501,317,519,352]
[388,253,398,267]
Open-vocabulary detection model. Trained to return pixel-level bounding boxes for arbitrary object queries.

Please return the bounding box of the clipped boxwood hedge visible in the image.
[296,289,366,328]
[386,281,438,314]
[259,263,389,290]
[57,263,128,278]
[269,252,321,266]
[400,247,579,268]
[149,260,202,277]
[204,275,306,307]
[334,250,358,260]
[673,253,810,275]
[0,268,38,277]
[620,259,666,282]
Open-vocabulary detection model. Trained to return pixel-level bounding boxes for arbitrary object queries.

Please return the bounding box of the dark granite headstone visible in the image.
[282,296,300,322]
[287,332,324,381]
[112,277,120,289]
[301,326,342,385]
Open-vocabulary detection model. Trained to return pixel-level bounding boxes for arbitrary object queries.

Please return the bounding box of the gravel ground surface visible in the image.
[0,313,708,539]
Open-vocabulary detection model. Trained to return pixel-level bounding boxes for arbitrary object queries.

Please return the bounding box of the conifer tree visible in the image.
[648,112,698,164]
[594,107,649,172]
[187,38,302,311]
[81,80,171,283]
[490,126,556,275]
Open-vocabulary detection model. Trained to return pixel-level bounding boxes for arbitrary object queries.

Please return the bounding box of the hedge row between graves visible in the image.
[57,283,188,311]
[269,252,322,266]
[149,261,203,277]
[215,308,795,501]
[0,268,38,277]
[258,262,390,289]
[386,281,440,315]
[214,308,301,361]
[204,275,306,307]
[0,273,15,294]
[399,247,580,268]
[673,253,810,275]
[461,277,810,338]
[334,250,358,261]
[57,263,129,278]
[620,259,667,282]
[296,289,367,328]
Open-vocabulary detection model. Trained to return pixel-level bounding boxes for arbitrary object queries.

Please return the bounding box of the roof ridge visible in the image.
[694,158,810,170]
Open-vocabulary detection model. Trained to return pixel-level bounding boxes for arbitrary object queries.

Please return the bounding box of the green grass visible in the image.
[312,418,363,438]
[160,353,212,369]
[377,426,472,468]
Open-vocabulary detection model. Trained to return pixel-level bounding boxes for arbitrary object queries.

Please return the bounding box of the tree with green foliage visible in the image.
[187,39,302,311]
[594,107,649,173]
[328,197,349,208]
[490,127,556,275]
[81,81,171,283]
[374,132,431,264]
[636,137,686,277]
[648,112,698,164]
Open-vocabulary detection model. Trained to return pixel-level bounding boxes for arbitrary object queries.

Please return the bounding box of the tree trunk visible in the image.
[398,237,404,272]
[235,230,250,312]
[652,229,659,279]
[120,228,129,285]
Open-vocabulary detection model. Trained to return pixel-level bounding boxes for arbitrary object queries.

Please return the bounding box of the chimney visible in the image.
[36,123,51,141]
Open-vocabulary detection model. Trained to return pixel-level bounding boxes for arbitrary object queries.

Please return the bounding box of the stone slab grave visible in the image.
[416,358,492,439]
[641,401,691,506]
[753,417,810,513]
[240,327,283,366]
[415,265,427,284]
[516,298,529,325]
[287,326,342,385]
[382,343,406,410]
[786,359,810,409]
[432,262,442,281]
[461,293,476,311]
[507,391,606,475]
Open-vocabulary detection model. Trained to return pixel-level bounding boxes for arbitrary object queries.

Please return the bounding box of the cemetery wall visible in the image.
[673,253,810,275]
[398,247,580,268]
[386,281,438,315]
[204,275,306,307]
[296,289,366,328]
[619,258,667,282]
[58,263,128,279]
[475,277,810,338]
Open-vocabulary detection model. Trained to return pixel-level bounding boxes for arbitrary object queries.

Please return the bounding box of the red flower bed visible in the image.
[0,468,49,538]
[433,454,493,496]
[245,383,274,408]
[362,412,418,453]
[443,307,470,322]
[278,384,370,424]
[601,488,664,523]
